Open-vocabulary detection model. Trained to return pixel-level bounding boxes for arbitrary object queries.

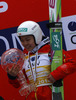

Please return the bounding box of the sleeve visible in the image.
[7,73,20,88]
[7,69,29,88]
[7,50,29,88]
[50,50,76,80]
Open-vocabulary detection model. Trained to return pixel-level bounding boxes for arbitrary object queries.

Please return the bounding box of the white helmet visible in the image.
[17,21,43,44]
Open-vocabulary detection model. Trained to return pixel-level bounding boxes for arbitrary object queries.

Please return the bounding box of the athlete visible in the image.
[7,21,76,100]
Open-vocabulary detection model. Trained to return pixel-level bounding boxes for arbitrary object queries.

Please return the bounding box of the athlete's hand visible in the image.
[47,74,56,83]
[7,64,20,77]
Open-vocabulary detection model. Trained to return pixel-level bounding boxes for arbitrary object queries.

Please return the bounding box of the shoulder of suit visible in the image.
[38,44,51,53]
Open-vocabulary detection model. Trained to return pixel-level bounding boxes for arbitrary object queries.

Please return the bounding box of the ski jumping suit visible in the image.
[8,37,76,100]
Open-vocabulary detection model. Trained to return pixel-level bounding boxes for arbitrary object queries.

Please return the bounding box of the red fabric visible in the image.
[36,86,52,100]
[23,49,28,54]
[38,44,51,53]
[8,78,20,88]
[8,69,29,88]
[51,50,76,80]
[26,86,52,100]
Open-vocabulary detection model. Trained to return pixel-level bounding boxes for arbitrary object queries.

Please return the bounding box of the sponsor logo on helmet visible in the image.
[19,33,22,35]
[32,25,37,30]
[18,28,27,32]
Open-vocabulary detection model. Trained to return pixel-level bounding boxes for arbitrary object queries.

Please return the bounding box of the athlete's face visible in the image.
[19,35,36,51]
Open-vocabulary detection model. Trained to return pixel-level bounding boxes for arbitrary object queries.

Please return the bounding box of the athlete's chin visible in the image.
[26,48,33,51]
[24,46,31,51]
